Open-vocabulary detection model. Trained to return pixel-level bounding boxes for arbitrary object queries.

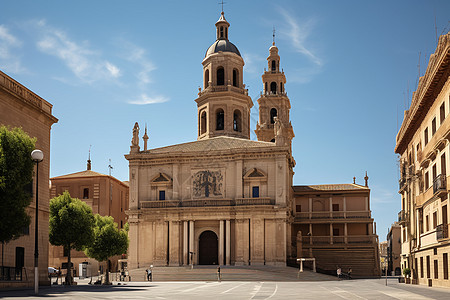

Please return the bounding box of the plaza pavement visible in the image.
[1,266,450,299]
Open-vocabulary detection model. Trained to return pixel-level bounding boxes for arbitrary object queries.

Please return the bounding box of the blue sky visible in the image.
[1,0,449,241]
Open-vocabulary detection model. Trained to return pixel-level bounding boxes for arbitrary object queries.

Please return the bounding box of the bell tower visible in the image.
[255,42,294,147]
[195,11,253,140]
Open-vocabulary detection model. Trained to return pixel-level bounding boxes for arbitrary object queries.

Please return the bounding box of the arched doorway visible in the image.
[198,230,218,265]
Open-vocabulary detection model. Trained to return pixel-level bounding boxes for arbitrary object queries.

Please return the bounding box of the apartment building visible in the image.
[395,32,450,287]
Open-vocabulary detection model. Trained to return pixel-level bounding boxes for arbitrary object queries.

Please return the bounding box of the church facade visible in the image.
[125,12,379,277]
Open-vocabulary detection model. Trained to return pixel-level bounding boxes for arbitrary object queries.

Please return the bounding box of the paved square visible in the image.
[1,278,450,299]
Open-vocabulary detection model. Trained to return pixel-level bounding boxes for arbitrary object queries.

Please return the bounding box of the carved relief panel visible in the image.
[192,170,224,198]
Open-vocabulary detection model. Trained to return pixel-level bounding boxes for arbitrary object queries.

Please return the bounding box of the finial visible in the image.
[219,0,226,13]
[108,159,113,176]
[353,177,356,184]
[87,145,92,170]
[143,123,149,151]
[364,171,369,187]
[273,26,276,46]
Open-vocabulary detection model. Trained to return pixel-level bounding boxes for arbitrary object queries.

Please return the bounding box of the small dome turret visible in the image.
[205,12,241,58]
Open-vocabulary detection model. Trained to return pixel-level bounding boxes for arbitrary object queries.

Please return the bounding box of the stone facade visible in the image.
[292,183,380,277]
[0,70,58,288]
[395,31,450,287]
[48,164,129,274]
[125,11,379,278]
[387,223,401,276]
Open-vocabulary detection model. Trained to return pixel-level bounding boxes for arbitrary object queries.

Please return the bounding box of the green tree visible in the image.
[0,126,35,253]
[49,191,94,285]
[85,214,129,284]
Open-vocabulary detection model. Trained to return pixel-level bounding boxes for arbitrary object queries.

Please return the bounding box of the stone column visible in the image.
[226,220,231,265]
[154,221,168,266]
[235,219,249,265]
[183,221,188,265]
[169,221,180,266]
[219,220,224,265]
[189,220,194,265]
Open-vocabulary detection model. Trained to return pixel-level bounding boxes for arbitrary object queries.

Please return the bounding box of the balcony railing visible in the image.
[398,210,407,225]
[140,198,274,209]
[301,235,377,246]
[0,266,23,281]
[433,174,447,196]
[436,224,449,240]
[295,211,370,221]
[198,85,248,97]
[399,177,406,191]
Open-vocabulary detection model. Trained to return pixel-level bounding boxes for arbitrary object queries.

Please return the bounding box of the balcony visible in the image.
[398,210,408,225]
[436,224,449,240]
[301,235,377,246]
[295,211,370,222]
[140,197,274,209]
[432,174,447,197]
[399,177,407,191]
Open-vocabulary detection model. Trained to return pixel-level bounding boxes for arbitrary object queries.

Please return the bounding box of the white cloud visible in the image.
[278,8,322,67]
[0,25,26,74]
[105,61,120,78]
[35,20,120,83]
[128,94,169,105]
[120,41,156,86]
[242,52,265,74]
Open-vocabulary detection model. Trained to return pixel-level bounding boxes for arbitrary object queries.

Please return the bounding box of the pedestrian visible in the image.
[146,267,152,281]
[337,267,342,280]
[217,266,221,281]
[348,267,352,279]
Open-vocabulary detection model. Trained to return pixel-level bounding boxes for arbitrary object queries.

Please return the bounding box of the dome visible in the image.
[205,39,241,58]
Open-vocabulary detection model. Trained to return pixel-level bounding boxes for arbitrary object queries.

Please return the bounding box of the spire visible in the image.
[87,145,92,170]
[143,124,149,151]
[273,26,276,46]
[364,171,369,187]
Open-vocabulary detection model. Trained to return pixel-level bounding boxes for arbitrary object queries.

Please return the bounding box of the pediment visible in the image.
[243,168,267,181]
[150,173,172,186]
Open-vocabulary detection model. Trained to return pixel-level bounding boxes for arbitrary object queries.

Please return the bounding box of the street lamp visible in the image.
[31,149,43,295]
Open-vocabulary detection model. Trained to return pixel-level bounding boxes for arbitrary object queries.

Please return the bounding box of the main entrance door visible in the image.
[198,230,218,265]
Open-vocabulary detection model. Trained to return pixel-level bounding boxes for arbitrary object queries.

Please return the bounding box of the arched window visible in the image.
[217,67,224,86]
[233,109,242,132]
[270,82,277,94]
[204,69,209,89]
[200,111,207,135]
[265,82,268,93]
[233,69,238,87]
[271,60,276,71]
[280,82,283,93]
[216,109,224,130]
[225,27,228,39]
[270,108,277,124]
[220,26,224,38]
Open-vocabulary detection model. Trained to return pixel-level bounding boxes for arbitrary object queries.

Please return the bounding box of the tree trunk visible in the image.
[105,259,110,285]
[67,245,72,285]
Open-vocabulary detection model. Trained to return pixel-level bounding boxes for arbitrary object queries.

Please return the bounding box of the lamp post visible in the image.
[31,149,43,295]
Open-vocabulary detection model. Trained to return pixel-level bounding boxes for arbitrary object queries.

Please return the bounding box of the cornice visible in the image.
[395,33,450,154]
